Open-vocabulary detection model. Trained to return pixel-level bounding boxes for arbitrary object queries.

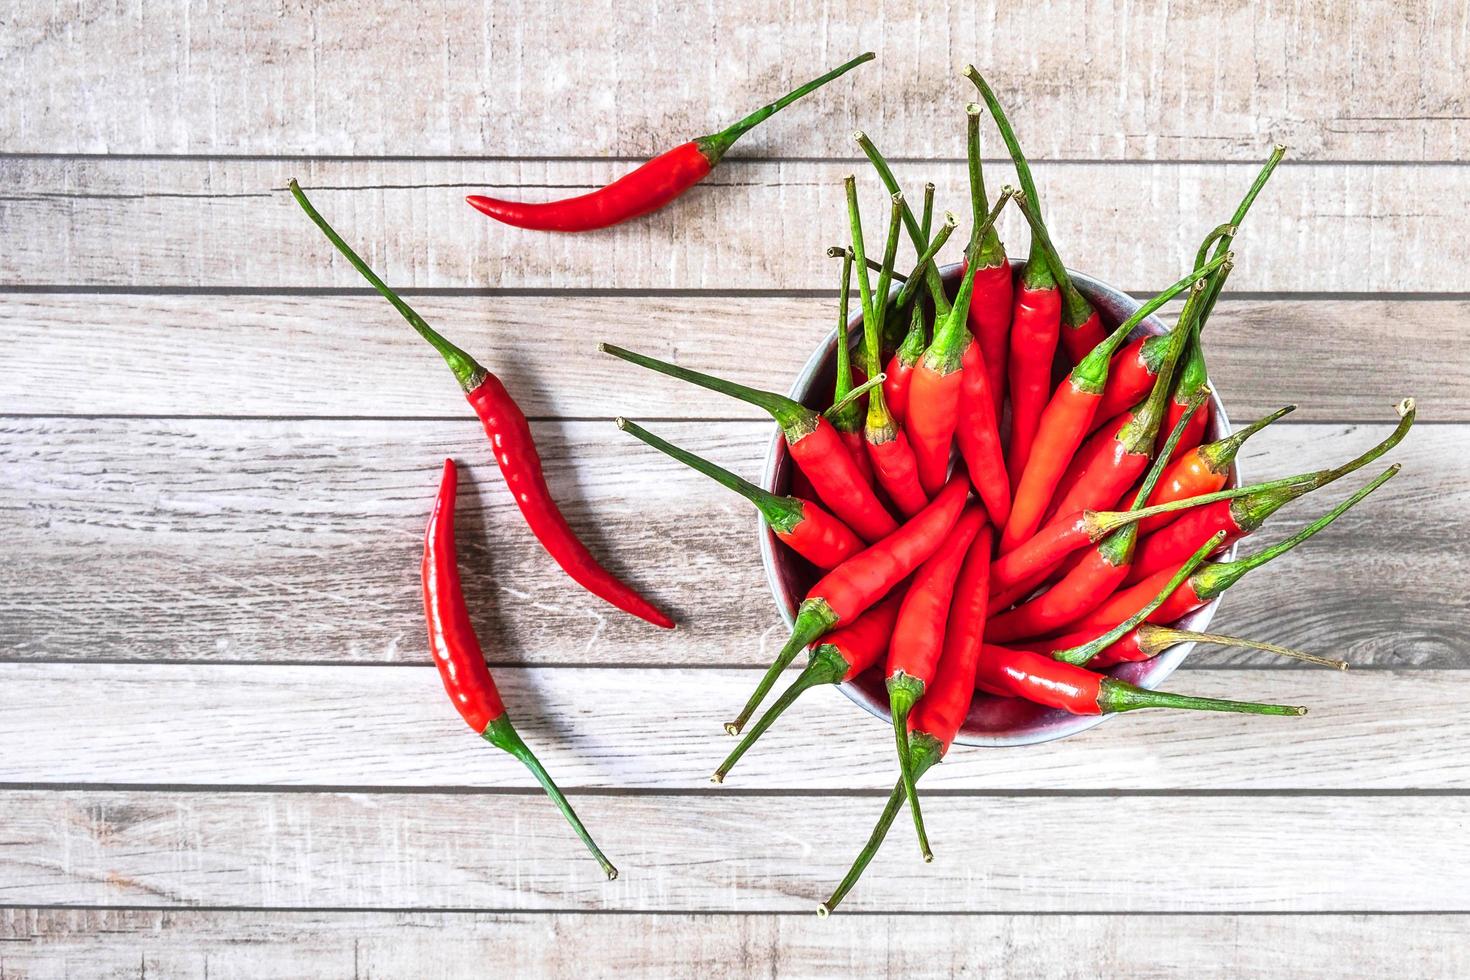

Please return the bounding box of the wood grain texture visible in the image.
[2,293,1462,419]
[5,157,1467,290]
[3,790,1467,912]
[1,419,1457,668]
[4,1,1467,160]
[0,664,1463,790]
[5,909,1469,980]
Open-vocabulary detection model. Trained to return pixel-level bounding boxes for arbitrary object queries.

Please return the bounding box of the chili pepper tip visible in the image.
[1397,397,1415,417]
[965,102,980,115]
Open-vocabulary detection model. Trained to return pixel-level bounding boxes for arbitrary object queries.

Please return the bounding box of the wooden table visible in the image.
[3,2,1467,975]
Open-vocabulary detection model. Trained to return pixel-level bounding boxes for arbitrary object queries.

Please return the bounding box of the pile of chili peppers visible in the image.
[604,71,1413,912]
[292,58,1414,909]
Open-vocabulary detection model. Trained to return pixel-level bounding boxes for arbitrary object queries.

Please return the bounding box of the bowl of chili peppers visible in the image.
[762,260,1241,747]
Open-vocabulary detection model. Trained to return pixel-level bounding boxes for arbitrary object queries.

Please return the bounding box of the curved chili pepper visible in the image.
[465,53,874,231]
[819,524,994,912]
[987,396,1204,643]
[1073,465,1399,637]
[423,459,618,878]
[1128,399,1414,583]
[999,255,1229,553]
[600,345,898,543]
[828,246,875,487]
[904,185,1014,495]
[954,337,1011,525]
[849,182,929,518]
[1137,404,1294,536]
[885,506,988,859]
[1044,273,1221,523]
[1048,623,1348,671]
[710,589,904,783]
[883,214,960,424]
[291,180,673,630]
[728,475,971,735]
[974,646,1305,717]
[615,418,861,570]
[958,96,1013,412]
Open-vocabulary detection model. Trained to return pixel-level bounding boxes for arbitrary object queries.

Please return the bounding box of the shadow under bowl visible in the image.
[758,261,1238,747]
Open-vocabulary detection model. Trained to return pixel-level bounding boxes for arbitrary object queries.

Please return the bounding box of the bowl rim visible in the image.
[757,260,1238,747]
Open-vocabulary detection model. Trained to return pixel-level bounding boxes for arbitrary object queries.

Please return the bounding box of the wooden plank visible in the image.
[1,293,1462,419]
[4,909,1468,979]
[0,664,1463,790]
[0,790,1464,911]
[3,157,1465,291]
[1,419,1458,668]
[4,1,1467,160]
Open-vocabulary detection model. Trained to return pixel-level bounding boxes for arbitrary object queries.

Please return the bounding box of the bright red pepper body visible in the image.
[866,428,930,518]
[963,259,1014,413]
[1001,378,1101,553]
[1044,428,1150,522]
[1137,449,1230,535]
[883,349,919,425]
[1059,310,1106,365]
[1073,564,1207,634]
[1162,391,1211,464]
[985,544,1132,643]
[1005,283,1063,486]
[975,644,1105,713]
[788,416,898,543]
[887,506,988,689]
[908,524,994,752]
[776,499,865,570]
[954,339,1011,525]
[837,426,876,486]
[904,363,965,496]
[468,143,711,232]
[1128,499,1240,584]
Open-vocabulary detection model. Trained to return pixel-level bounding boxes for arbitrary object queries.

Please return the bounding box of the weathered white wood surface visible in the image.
[4,1,1467,160]
[5,157,1467,291]
[4,0,1468,975]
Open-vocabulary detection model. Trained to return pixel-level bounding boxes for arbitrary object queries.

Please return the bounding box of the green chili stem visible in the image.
[712,645,849,783]
[600,343,811,433]
[1137,624,1348,671]
[698,53,876,164]
[726,600,838,735]
[853,131,952,316]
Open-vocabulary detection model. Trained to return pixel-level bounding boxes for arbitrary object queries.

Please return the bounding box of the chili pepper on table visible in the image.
[465,52,874,231]
[853,132,955,318]
[828,247,876,487]
[1160,147,1289,461]
[710,589,905,783]
[820,523,994,910]
[600,345,898,543]
[1127,399,1414,584]
[423,459,618,878]
[291,180,673,630]
[986,395,1206,644]
[1071,464,1400,639]
[727,475,971,736]
[614,418,862,570]
[957,93,1013,412]
[1136,404,1295,536]
[849,183,929,518]
[999,253,1229,554]
[904,186,1015,497]
[1043,272,1221,524]
[884,505,988,858]
[1046,622,1348,671]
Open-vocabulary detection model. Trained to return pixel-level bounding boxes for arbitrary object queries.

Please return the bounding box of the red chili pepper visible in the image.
[974,646,1305,717]
[883,213,960,424]
[848,182,929,518]
[954,337,1011,525]
[1072,465,1399,639]
[423,459,618,878]
[465,53,874,231]
[728,475,971,735]
[987,396,1205,643]
[957,94,1014,413]
[291,180,673,630]
[1043,273,1221,523]
[1047,622,1348,671]
[903,182,1015,496]
[1128,400,1414,583]
[1006,180,1104,366]
[710,589,905,783]
[999,255,1229,553]
[828,247,876,487]
[885,506,988,858]
[819,524,994,910]
[614,418,861,570]
[600,345,898,544]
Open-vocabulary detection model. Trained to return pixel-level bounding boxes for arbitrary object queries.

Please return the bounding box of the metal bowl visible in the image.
[758,261,1237,746]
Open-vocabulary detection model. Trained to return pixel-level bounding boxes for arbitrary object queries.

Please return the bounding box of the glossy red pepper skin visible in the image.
[777,499,865,570]
[887,506,988,689]
[1073,565,1208,634]
[1162,388,1211,464]
[985,544,1132,643]
[1005,282,1063,487]
[1128,499,1240,584]
[787,416,898,543]
[837,427,876,486]
[963,259,1014,413]
[992,511,1095,590]
[866,428,930,519]
[883,348,919,425]
[904,361,965,497]
[423,459,618,878]
[976,644,1105,713]
[954,339,1011,525]
[1094,335,1168,427]
[468,143,711,232]
[1001,377,1101,553]
[1058,309,1107,365]
[1044,423,1151,522]
[466,376,675,628]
